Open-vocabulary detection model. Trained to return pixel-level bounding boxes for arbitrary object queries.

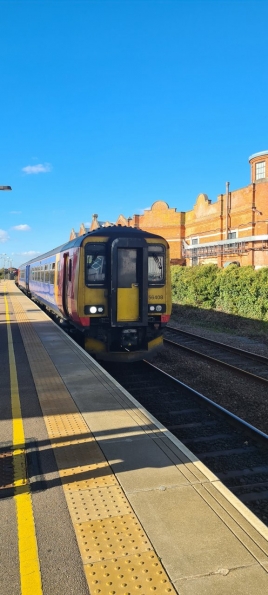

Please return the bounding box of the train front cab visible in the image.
[80,233,171,362]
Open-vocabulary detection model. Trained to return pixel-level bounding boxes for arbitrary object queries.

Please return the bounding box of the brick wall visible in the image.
[70,152,268,268]
[125,154,268,268]
[127,201,185,263]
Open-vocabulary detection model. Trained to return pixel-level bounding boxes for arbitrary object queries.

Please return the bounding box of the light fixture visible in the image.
[148,304,166,313]
[252,206,262,215]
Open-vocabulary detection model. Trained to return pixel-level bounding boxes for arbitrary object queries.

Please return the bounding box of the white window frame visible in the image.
[256,161,265,180]
[227,230,237,240]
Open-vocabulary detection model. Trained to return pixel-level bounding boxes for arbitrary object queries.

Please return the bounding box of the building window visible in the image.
[256,161,265,180]
[190,239,198,265]
[228,231,237,239]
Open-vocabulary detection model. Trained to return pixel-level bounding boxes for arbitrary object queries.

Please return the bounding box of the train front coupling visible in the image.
[121,329,138,349]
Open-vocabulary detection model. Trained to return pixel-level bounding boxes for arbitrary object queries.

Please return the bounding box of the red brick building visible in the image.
[71,151,268,268]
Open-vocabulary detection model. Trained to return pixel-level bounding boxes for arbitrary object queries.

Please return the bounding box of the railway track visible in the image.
[103,359,268,526]
[164,325,268,383]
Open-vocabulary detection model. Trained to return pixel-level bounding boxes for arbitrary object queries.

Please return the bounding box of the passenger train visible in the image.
[17,226,172,361]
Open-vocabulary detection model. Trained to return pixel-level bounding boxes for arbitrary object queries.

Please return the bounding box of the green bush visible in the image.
[171,265,218,308]
[171,265,268,320]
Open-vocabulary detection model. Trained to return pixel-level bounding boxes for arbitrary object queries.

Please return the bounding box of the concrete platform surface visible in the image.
[1,280,268,595]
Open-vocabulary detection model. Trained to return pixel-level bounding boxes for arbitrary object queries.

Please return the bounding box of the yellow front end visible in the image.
[75,234,171,361]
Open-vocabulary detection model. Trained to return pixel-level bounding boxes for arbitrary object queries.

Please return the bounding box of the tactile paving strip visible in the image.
[74,514,152,564]
[52,437,106,467]
[45,413,89,439]
[84,551,176,594]
[61,464,117,491]
[51,435,117,490]
[65,485,132,522]
[10,287,177,595]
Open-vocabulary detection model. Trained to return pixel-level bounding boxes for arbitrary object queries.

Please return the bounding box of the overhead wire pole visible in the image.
[1,254,7,280]
[0,186,12,280]
[0,254,7,280]
[8,256,13,279]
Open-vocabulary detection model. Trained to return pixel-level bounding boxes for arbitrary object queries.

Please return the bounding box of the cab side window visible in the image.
[148,245,165,285]
[85,244,106,285]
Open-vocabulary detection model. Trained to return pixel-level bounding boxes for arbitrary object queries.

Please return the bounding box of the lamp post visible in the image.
[6,256,10,279]
[8,257,13,279]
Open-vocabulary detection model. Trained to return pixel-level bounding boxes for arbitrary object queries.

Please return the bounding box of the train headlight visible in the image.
[85,305,105,315]
[156,305,162,312]
[149,305,155,311]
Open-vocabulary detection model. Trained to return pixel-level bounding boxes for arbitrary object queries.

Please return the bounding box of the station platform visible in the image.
[1,280,268,595]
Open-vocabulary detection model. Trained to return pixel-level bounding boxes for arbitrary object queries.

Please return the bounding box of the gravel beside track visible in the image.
[149,321,268,435]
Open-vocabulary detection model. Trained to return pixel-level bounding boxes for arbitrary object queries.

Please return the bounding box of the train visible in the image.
[17,226,172,361]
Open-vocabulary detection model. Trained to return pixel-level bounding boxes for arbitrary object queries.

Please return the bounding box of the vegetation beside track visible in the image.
[170,302,268,343]
[171,264,268,340]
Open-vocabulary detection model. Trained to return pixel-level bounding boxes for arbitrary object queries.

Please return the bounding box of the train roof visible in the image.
[83,226,165,240]
[19,226,167,267]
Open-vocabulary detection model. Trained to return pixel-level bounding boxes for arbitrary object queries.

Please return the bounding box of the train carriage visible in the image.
[18,226,171,362]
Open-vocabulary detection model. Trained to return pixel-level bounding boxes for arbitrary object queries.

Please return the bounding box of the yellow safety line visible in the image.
[4,289,43,595]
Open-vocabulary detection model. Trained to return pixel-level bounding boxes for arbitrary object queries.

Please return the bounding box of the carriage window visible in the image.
[50,263,55,284]
[148,245,165,284]
[85,244,106,285]
[45,264,49,283]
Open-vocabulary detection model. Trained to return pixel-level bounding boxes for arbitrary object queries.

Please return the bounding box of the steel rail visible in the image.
[103,358,268,522]
[167,325,268,364]
[164,327,268,384]
[144,359,268,444]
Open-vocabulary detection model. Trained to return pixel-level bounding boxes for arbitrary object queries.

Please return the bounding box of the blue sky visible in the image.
[0,0,267,267]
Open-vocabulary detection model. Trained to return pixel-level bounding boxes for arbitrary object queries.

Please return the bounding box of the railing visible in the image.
[182,235,268,259]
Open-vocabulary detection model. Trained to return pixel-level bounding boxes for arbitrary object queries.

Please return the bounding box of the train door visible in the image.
[111,238,148,326]
[62,253,70,316]
[25,265,30,291]
[54,254,61,308]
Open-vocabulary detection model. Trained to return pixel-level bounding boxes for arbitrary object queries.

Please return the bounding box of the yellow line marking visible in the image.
[10,284,177,594]
[4,288,43,595]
